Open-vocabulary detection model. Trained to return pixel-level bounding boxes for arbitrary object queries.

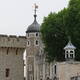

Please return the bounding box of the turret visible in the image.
[64,39,76,61]
[26,4,41,80]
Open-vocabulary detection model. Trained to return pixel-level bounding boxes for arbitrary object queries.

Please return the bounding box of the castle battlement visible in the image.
[0,34,26,48]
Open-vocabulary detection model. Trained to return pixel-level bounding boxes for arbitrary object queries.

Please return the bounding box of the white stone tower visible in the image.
[64,39,76,61]
[26,4,41,80]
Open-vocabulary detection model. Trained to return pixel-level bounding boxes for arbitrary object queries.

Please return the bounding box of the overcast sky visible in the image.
[0,0,69,36]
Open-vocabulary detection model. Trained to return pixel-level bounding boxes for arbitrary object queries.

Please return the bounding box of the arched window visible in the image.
[36,40,38,45]
[36,33,38,36]
[34,40,39,46]
[66,51,68,53]
[70,54,73,58]
[27,40,30,46]
[70,51,73,53]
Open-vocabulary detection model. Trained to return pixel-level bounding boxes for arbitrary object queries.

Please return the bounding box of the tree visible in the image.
[40,0,80,62]
[65,0,80,61]
[41,9,68,62]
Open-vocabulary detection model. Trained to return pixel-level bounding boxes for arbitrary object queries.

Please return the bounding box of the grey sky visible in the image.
[0,0,69,36]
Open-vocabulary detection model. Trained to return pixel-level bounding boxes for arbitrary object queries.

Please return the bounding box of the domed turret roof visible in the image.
[26,4,40,33]
[26,20,40,33]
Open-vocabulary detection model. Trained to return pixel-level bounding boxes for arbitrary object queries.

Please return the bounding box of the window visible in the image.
[70,51,73,53]
[70,54,73,58]
[36,40,38,45]
[54,65,56,74]
[66,54,68,58]
[66,51,68,53]
[6,68,10,77]
[34,40,39,46]
[27,41,30,46]
[36,33,38,36]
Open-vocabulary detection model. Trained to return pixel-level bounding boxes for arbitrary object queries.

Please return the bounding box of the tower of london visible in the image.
[0,4,80,80]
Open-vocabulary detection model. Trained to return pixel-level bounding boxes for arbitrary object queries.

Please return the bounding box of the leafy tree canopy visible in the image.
[40,0,80,62]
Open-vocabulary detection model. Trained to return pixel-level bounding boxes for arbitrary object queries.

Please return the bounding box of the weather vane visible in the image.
[34,3,38,21]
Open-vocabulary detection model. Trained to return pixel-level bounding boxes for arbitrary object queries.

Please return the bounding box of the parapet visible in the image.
[0,34,26,48]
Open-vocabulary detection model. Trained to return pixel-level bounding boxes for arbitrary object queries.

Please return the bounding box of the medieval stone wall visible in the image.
[55,62,80,80]
[0,35,26,48]
[0,34,26,80]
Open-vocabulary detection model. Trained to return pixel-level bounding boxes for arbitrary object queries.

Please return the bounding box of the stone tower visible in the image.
[0,35,26,80]
[26,4,41,80]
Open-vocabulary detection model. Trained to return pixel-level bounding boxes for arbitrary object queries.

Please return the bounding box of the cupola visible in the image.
[64,39,76,61]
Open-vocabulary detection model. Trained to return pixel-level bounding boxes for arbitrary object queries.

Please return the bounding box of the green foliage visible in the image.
[41,0,80,62]
[65,0,80,61]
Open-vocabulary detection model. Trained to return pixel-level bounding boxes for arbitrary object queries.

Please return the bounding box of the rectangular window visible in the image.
[54,65,56,74]
[6,68,10,77]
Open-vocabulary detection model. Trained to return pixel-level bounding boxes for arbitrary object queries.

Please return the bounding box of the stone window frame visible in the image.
[35,33,39,37]
[34,40,39,46]
[54,64,57,75]
[27,40,30,46]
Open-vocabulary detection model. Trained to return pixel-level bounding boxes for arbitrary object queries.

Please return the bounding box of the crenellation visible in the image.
[19,36,26,38]
[0,34,26,48]
[0,34,8,37]
[9,35,17,38]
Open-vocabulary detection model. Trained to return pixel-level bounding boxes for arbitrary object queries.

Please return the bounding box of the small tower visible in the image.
[26,4,40,80]
[64,39,76,61]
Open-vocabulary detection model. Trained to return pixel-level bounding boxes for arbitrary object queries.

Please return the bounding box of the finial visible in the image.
[68,36,72,45]
[34,3,38,21]
[68,36,71,42]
